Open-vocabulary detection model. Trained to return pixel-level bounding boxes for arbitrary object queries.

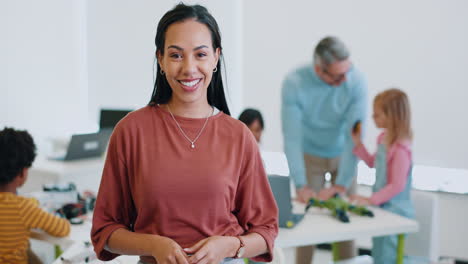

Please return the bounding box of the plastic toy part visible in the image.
[305,195,374,223]
[353,121,361,134]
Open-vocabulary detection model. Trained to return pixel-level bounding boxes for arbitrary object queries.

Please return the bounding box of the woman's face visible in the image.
[373,104,388,129]
[248,119,263,143]
[158,19,219,107]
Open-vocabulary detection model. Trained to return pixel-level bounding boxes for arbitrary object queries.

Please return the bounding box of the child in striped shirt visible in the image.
[0,127,70,264]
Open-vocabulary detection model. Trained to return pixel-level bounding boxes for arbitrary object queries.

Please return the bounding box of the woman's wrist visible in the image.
[228,236,241,258]
[149,235,166,256]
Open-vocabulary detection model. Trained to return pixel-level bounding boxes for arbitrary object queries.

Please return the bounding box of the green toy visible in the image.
[305,195,374,223]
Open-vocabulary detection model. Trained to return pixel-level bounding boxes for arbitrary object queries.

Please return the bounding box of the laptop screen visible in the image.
[268,175,294,225]
[99,109,132,130]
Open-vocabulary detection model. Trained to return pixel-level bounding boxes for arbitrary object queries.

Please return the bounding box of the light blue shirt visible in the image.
[281,64,367,188]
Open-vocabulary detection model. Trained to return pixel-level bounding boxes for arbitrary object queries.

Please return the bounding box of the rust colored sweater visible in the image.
[91,105,278,263]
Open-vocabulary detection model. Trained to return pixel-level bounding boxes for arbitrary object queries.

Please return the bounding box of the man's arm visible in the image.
[281,76,306,188]
[334,72,368,190]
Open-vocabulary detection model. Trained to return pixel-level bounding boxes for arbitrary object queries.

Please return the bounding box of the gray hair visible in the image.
[313,36,350,66]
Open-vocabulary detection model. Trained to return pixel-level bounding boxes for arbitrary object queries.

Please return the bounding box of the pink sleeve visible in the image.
[370,144,412,205]
[353,132,386,168]
[353,144,376,168]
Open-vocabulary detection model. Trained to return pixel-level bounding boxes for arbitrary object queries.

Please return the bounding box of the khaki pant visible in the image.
[296,153,357,264]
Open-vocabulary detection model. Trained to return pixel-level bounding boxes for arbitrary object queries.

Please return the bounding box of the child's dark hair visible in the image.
[238,108,264,130]
[0,127,36,185]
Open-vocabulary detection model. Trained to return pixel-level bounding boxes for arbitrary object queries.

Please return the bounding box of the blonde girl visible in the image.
[351,88,414,264]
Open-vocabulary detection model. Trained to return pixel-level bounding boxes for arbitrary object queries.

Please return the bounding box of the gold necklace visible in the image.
[166,105,213,149]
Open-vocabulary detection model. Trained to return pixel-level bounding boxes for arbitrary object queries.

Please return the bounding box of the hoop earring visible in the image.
[160,69,165,75]
[213,67,217,73]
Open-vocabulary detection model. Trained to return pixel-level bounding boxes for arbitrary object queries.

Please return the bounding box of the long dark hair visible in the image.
[149,3,230,116]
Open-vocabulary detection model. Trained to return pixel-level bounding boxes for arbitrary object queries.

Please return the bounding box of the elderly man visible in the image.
[281,36,367,263]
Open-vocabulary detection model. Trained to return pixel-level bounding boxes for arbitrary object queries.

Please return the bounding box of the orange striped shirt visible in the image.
[0,192,70,264]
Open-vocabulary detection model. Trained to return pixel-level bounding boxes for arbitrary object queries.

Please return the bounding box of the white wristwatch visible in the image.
[234,236,245,258]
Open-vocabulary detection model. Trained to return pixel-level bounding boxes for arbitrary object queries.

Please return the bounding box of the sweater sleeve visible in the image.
[353,132,386,168]
[335,73,368,188]
[353,144,376,168]
[235,129,279,262]
[370,144,412,205]
[91,125,137,261]
[281,75,306,188]
[20,198,70,237]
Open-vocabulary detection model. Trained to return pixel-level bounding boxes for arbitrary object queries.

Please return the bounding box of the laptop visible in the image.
[49,132,110,161]
[268,175,305,228]
[99,109,132,131]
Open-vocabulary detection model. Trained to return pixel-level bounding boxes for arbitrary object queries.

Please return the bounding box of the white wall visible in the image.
[87,0,243,123]
[2,0,242,153]
[2,0,89,152]
[243,0,468,170]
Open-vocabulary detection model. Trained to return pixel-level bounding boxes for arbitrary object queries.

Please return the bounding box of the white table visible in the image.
[20,155,105,193]
[51,242,139,264]
[30,218,93,250]
[34,205,417,263]
[277,203,418,248]
[276,203,419,264]
[31,216,140,264]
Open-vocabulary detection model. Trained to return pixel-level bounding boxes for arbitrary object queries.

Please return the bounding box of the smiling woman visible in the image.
[91,3,278,264]
[150,4,229,118]
[157,20,219,117]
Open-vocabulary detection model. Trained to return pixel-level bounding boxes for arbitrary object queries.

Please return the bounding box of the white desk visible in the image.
[21,155,105,193]
[31,216,139,264]
[32,156,105,178]
[51,242,139,264]
[33,204,417,264]
[276,203,418,264]
[30,218,93,250]
[277,204,418,248]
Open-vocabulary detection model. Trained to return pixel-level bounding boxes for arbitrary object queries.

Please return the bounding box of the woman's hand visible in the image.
[349,194,371,206]
[151,236,189,264]
[184,236,239,264]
